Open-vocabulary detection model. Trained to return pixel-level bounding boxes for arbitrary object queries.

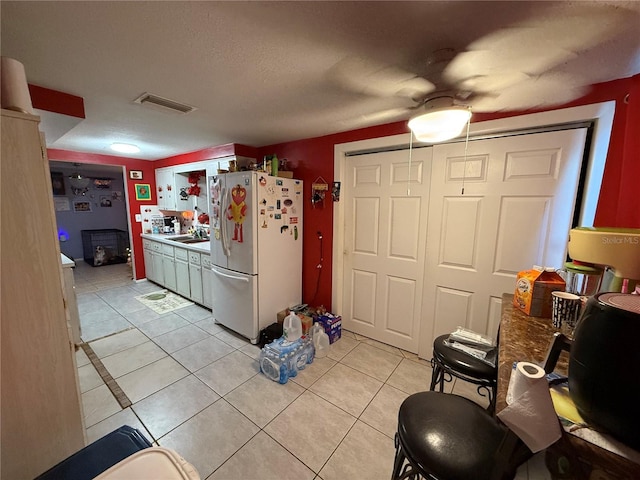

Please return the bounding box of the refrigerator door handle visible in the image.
[211,266,250,283]
[220,186,231,257]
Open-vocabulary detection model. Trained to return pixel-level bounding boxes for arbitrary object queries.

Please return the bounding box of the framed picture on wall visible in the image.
[51,171,66,196]
[135,183,151,201]
[73,200,92,213]
[129,170,143,180]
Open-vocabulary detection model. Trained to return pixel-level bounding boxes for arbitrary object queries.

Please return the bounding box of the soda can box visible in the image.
[316,314,342,344]
[514,267,566,318]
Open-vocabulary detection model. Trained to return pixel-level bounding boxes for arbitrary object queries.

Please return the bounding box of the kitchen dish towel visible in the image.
[497,361,561,453]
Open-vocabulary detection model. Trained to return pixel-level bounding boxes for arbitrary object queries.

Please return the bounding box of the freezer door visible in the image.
[209,175,227,268]
[220,172,257,274]
[210,265,259,342]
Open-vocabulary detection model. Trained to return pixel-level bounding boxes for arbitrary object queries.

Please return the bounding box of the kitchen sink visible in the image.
[168,236,209,244]
[180,238,209,244]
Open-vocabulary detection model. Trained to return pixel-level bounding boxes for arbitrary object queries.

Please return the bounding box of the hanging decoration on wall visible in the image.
[311,176,329,208]
[93,178,113,189]
[332,182,341,202]
[69,172,90,196]
[73,200,92,212]
[187,170,205,196]
[135,184,151,201]
[50,171,66,196]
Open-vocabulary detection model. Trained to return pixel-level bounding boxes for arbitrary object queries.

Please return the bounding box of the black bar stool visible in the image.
[392,391,531,480]
[429,334,498,414]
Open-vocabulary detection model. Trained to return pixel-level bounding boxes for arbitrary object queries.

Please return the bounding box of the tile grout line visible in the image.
[80,342,132,409]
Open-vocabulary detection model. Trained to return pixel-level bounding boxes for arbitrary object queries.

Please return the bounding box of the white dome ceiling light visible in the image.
[110,143,141,154]
[408,97,472,143]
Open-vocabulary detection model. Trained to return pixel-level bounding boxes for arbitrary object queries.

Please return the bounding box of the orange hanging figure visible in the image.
[227,184,247,242]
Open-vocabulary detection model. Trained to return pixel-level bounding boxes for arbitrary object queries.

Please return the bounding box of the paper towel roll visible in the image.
[1,57,34,114]
[498,361,561,453]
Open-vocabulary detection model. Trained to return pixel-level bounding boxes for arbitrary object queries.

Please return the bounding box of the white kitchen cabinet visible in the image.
[175,247,191,298]
[143,239,155,282]
[156,167,176,210]
[189,252,203,304]
[201,253,212,308]
[149,241,164,285]
[151,250,164,285]
[1,109,85,478]
[162,244,177,291]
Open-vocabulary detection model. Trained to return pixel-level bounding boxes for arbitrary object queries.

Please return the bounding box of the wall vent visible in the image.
[133,92,197,114]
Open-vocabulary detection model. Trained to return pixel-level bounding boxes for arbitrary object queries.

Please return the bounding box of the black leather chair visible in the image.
[430,334,498,414]
[392,391,532,480]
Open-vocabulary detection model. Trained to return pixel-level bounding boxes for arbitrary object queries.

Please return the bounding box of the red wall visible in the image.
[47,74,639,310]
[257,75,640,309]
[154,143,258,169]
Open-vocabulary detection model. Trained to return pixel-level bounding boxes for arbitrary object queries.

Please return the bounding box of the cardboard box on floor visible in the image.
[514,267,566,318]
[276,309,312,334]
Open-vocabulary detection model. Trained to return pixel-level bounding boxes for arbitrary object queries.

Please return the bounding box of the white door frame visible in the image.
[332,102,615,334]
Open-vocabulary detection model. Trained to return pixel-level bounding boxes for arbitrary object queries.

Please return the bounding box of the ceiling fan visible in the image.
[328,3,633,142]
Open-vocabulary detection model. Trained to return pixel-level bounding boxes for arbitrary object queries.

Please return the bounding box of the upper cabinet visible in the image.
[156,167,176,210]
[155,155,254,214]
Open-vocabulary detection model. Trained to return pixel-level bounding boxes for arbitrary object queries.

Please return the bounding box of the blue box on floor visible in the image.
[35,425,152,480]
[316,314,342,344]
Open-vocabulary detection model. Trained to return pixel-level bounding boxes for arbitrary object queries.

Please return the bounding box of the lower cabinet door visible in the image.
[201,255,212,308]
[189,264,203,304]
[163,256,177,292]
[143,249,155,282]
[176,259,190,298]
[152,251,164,285]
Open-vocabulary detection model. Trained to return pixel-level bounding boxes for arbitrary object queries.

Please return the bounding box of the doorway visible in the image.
[48,161,134,278]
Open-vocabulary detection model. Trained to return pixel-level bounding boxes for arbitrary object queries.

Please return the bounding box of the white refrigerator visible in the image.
[209,171,303,343]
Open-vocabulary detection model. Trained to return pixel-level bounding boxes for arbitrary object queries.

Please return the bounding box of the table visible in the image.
[499,294,640,479]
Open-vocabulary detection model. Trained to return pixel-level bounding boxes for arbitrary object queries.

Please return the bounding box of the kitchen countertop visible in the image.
[499,293,640,478]
[141,233,211,253]
[498,293,568,413]
[60,253,75,268]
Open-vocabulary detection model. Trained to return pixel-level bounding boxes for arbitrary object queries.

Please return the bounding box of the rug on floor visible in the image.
[135,289,193,314]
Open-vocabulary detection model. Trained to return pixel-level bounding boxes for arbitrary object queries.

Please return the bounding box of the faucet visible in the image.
[194,226,209,240]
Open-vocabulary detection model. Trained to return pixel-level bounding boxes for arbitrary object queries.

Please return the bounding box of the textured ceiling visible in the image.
[2,1,639,160]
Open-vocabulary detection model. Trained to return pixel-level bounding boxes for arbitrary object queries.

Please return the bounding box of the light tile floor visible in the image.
[73,261,548,479]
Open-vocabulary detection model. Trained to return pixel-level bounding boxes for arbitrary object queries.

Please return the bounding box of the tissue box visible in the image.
[315,314,342,344]
[514,268,565,318]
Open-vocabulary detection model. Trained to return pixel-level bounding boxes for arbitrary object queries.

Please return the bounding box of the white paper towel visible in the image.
[497,361,561,453]
[1,57,34,114]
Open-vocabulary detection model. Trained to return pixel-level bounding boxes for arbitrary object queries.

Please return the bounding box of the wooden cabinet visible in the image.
[1,109,85,478]
[61,254,81,345]
[155,167,176,210]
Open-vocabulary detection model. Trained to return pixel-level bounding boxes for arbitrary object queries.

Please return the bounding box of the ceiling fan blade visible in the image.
[469,73,589,112]
[329,56,435,99]
[337,106,412,128]
[443,2,634,93]
[443,42,577,88]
